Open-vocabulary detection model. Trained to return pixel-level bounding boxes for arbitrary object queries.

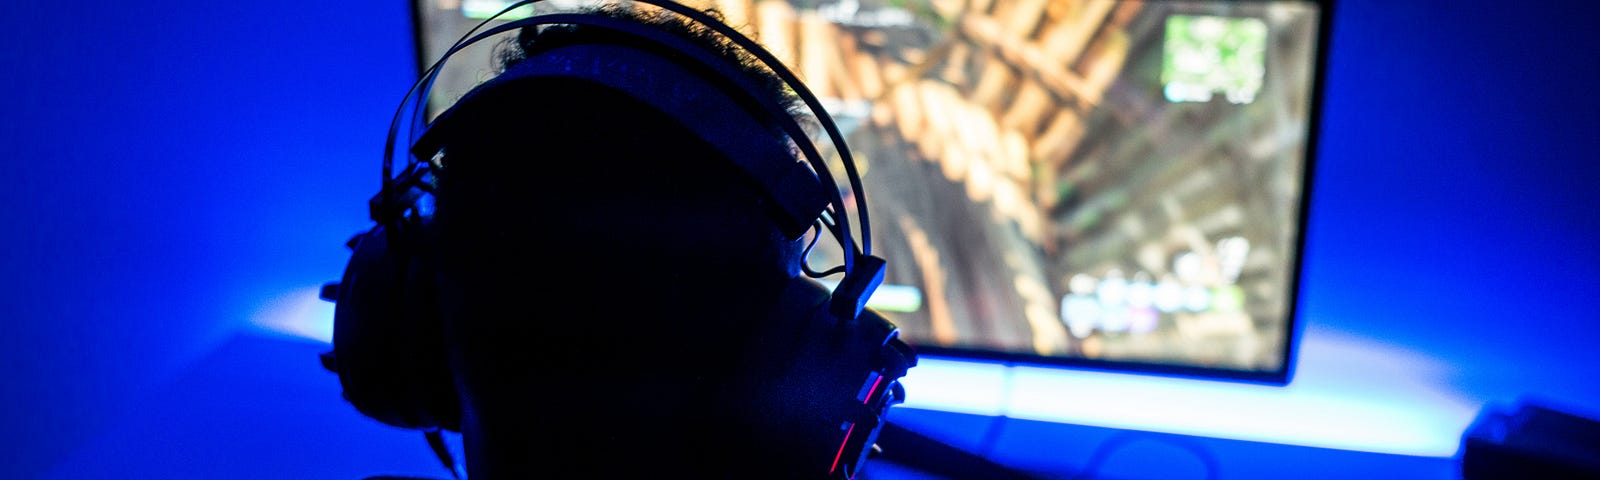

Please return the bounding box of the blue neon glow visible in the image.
[898,324,1480,458]
[259,287,1480,457]
[252,287,337,344]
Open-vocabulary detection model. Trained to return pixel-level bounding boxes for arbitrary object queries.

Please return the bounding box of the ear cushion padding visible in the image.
[712,277,911,477]
[331,222,461,432]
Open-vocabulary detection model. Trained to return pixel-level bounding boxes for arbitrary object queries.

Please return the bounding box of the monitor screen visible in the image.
[411,0,1328,384]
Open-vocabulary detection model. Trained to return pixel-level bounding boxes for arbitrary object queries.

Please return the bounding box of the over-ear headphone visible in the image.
[318,1,917,478]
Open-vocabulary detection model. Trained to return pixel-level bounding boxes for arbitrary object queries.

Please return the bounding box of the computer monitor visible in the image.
[410,0,1329,385]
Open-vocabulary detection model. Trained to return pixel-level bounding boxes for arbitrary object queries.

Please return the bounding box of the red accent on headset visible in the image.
[830,375,889,476]
[829,422,857,475]
[862,376,884,404]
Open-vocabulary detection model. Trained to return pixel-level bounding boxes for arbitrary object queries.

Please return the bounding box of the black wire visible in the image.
[801,219,849,279]
[384,1,532,194]
[818,208,857,258]
[976,363,1018,459]
[797,208,858,281]
[1071,431,1220,480]
[799,221,824,277]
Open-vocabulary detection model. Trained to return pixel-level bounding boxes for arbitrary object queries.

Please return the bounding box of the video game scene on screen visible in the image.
[421,0,1322,375]
[828,0,1320,374]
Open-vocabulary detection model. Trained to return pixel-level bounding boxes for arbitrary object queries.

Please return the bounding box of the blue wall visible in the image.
[1,0,1596,478]
[0,2,413,477]
[1308,0,1600,407]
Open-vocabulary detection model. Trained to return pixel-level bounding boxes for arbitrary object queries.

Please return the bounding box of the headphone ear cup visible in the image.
[722,277,913,478]
[330,221,461,432]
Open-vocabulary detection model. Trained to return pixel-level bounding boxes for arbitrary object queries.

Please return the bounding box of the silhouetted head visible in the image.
[422,6,818,478]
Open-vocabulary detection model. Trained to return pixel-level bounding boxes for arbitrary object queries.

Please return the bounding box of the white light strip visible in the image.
[894,358,1011,416]
[898,328,1481,457]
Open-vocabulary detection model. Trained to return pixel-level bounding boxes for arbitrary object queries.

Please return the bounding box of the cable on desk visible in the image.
[1071,430,1220,480]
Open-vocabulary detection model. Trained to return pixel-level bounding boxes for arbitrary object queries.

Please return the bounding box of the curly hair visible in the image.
[491,3,811,125]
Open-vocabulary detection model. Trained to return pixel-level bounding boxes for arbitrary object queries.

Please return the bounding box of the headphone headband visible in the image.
[386,0,886,317]
[412,41,828,239]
